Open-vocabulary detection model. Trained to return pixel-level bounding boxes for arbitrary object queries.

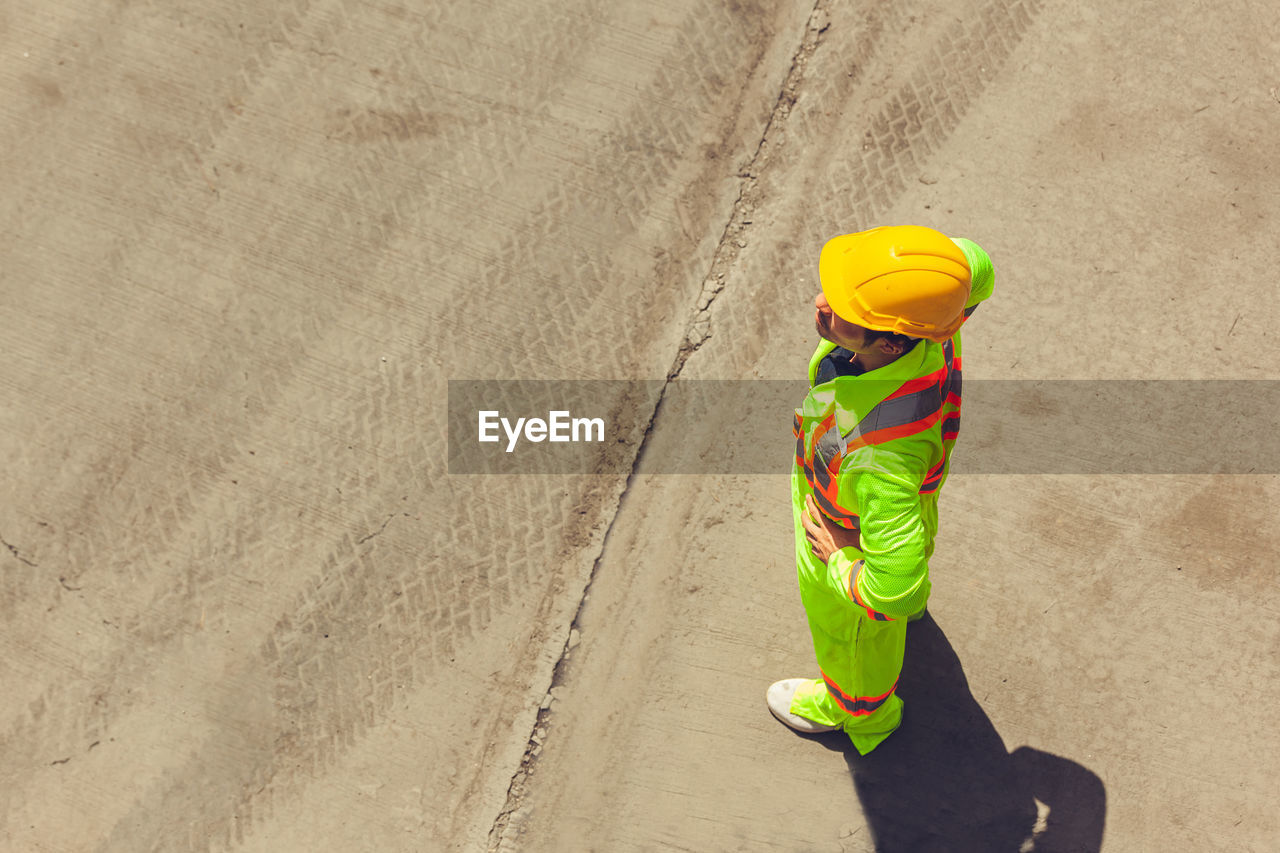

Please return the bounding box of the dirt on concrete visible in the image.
[2,0,1278,851]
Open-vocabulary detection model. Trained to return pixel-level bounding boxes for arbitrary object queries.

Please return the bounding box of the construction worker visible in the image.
[767,225,994,755]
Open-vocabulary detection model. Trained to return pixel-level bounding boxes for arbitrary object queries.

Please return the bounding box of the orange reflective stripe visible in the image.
[848,560,894,621]
[941,413,960,442]
[794,413,806,466]
[803,426,841,510]
[813,474,844,514]
[944,373,962,407]
[935,338,962,446]
[886,366,948,400]
[821,669,899,716]
[810,415,838,490]
[846,407,943,451]
[919,457,946,494]
[941,348,961,441]
[813,488,860,531]
[843,384,943,452]
[800,413,861,529]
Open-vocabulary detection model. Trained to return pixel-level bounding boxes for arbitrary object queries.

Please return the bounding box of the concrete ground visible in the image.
[1,0,1277,851]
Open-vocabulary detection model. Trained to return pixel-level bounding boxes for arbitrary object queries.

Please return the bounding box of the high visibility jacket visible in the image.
[791,238,994,621]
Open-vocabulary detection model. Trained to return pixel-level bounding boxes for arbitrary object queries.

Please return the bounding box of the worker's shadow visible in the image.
[816,614,1107,852]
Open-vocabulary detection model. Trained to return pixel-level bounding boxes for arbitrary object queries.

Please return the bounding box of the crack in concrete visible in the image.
[484,3,832,849]
[484,377,675,850]
[355,512,404,545]
[1,533,38,567]
[668,0,831,381]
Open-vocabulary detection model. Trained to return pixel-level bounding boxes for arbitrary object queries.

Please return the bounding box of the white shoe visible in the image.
[767,678,840,734]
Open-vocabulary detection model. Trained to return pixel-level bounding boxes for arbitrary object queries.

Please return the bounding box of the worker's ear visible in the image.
[875,337,907,356]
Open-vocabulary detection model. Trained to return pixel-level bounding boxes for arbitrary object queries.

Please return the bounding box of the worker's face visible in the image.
[814,292,885,354]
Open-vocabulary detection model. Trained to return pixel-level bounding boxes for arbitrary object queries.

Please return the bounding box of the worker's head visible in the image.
[814,291,919,357]
[817,225,971,344]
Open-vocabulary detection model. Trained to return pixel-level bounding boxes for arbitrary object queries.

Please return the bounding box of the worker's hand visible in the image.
[802,494,861,563]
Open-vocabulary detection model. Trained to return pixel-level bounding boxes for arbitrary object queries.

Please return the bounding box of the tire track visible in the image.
[0,0,330,636]
[1,0,328,630]
[1,4,344,821]
[822,0,1047,232]
[485,0,834,846]
[691,0,1046,379]
[0,0,317,231]
[482,0,782,381]
[188,3,800,847]
[2,2,801,851]
[1,0,609,841]
[1,0,546,740]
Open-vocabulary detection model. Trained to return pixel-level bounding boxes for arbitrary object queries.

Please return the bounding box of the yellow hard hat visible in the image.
[818,225,971,343]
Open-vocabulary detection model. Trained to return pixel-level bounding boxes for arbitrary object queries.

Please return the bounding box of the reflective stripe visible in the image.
[811,415,839,490]
[798,336,963,528]
[844,385,943,451]
[838,343,954,452]
[943,370,962,406]
[848,560,893,621]
[798,412,861,529]
[939,340,961,444]
[919,457,946,494]
[941,413,960,442]
[821,669,899,716]
[886,366,948,400]
[814,488,860,531]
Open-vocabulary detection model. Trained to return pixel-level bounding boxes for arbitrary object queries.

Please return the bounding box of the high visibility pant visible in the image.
[789,469,937,755]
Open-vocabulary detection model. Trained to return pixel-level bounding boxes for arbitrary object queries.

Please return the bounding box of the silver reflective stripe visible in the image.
[844,385,942,445]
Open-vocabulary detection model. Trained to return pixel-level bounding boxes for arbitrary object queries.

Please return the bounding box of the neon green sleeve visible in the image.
[848,462,931,620]
[952,237,995,310]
